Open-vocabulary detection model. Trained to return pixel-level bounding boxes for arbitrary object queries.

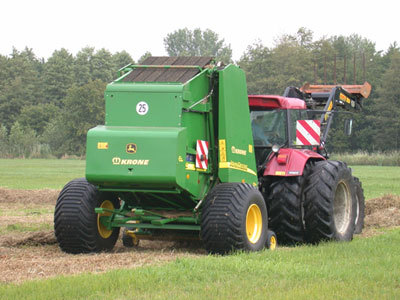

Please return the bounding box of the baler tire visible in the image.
[266,163,312,245]
[266,230,278,250]
[200,182,268,254]
[304,161,356,243]
[54,178,120,254]
[353,177,365,234]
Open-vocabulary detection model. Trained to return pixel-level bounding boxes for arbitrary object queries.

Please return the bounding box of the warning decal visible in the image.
[296,120,321,146]
[196,140,209,170]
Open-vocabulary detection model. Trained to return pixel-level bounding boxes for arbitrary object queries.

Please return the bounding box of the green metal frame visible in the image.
[96,203,200,232]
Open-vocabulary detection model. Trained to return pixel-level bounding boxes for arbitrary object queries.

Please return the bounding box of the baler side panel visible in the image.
[181,112,210,197]
[217,65,258,186]
[180,70,214,199]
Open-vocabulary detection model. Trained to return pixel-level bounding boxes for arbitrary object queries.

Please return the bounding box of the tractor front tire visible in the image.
[304,161,356,243]
[353,177,365,234]
[200,183,268,254]
[54,178,120,254]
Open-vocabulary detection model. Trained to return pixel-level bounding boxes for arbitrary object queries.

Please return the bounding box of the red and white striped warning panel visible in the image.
[196,140,209,170]
[296,120,321,146]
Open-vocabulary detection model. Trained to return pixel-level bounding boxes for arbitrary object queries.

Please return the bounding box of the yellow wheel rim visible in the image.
[269,235,277,250]
[97,200,114,239]
[246,204,263,244]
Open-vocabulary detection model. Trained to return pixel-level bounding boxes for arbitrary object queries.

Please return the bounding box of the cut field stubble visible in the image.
[0,188,399,284]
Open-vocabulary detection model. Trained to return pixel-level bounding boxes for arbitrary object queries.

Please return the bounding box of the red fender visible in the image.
[264,148,325,177]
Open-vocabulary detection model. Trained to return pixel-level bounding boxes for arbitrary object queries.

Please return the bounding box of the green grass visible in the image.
[1,229,399,299]
[0,223,52,234]
[0,159,85,189]
[0,207,54,217]
[350,165,400,199]
[331,151,400,166]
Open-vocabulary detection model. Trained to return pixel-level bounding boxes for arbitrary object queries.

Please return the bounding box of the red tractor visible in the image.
[249,82,371,244]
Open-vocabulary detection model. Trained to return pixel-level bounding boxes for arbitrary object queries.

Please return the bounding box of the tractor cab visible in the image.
[248,95,308,169]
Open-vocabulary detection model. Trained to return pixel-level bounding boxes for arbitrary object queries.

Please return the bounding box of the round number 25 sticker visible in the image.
[136,101,149,115]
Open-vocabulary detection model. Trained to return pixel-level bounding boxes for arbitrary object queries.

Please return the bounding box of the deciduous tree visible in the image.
[164,28,232,63]
[43,48,75,105]
[61,80,107,155]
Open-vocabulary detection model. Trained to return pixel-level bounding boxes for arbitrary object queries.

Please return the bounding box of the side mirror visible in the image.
[344,119,353,136]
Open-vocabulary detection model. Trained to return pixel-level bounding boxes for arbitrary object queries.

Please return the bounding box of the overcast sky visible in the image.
[1,0,398,61]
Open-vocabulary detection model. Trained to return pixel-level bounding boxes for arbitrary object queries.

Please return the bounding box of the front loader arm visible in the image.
[317,86,359,145]
[285,82,371,147]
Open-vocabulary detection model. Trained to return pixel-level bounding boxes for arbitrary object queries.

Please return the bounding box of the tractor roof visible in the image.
[248,95,307,110]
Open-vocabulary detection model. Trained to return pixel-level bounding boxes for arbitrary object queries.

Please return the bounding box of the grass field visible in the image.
[0,159,85,190]
[1,229,399,299]
[350,165,400,199]
[1,159,399,199]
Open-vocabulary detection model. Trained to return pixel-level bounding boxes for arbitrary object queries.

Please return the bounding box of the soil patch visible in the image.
[0,188,58,205]
[0,230,57,247]
[0,188,205,284]
[361,194,400,237]
[0,239,204,284]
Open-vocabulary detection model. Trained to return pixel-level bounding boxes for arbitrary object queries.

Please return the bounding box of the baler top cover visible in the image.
[121,56,213,83]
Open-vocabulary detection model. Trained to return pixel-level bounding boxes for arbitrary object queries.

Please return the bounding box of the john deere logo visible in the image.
[126,143,137,154]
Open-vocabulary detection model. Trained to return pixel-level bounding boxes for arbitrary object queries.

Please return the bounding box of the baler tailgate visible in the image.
[86,126,187,189]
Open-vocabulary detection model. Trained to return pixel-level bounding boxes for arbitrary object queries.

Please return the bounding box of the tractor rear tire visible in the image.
[304,161,356,243]
[353,177,365,234]
[266,163,312,245]
[200,183,268,254]
[54,178,120,254]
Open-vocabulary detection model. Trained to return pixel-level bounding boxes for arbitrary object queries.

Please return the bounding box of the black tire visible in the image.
[304,161,356,243]
[266,163,312,245]
[200,183,268,254]
[353,177,365,234]
[54,178,120,253]
[122,228,140,247]
[266,230,278,250]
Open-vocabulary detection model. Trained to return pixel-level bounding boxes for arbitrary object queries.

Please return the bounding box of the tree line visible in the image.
[238,28,400,153]
[0,28,399,158]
